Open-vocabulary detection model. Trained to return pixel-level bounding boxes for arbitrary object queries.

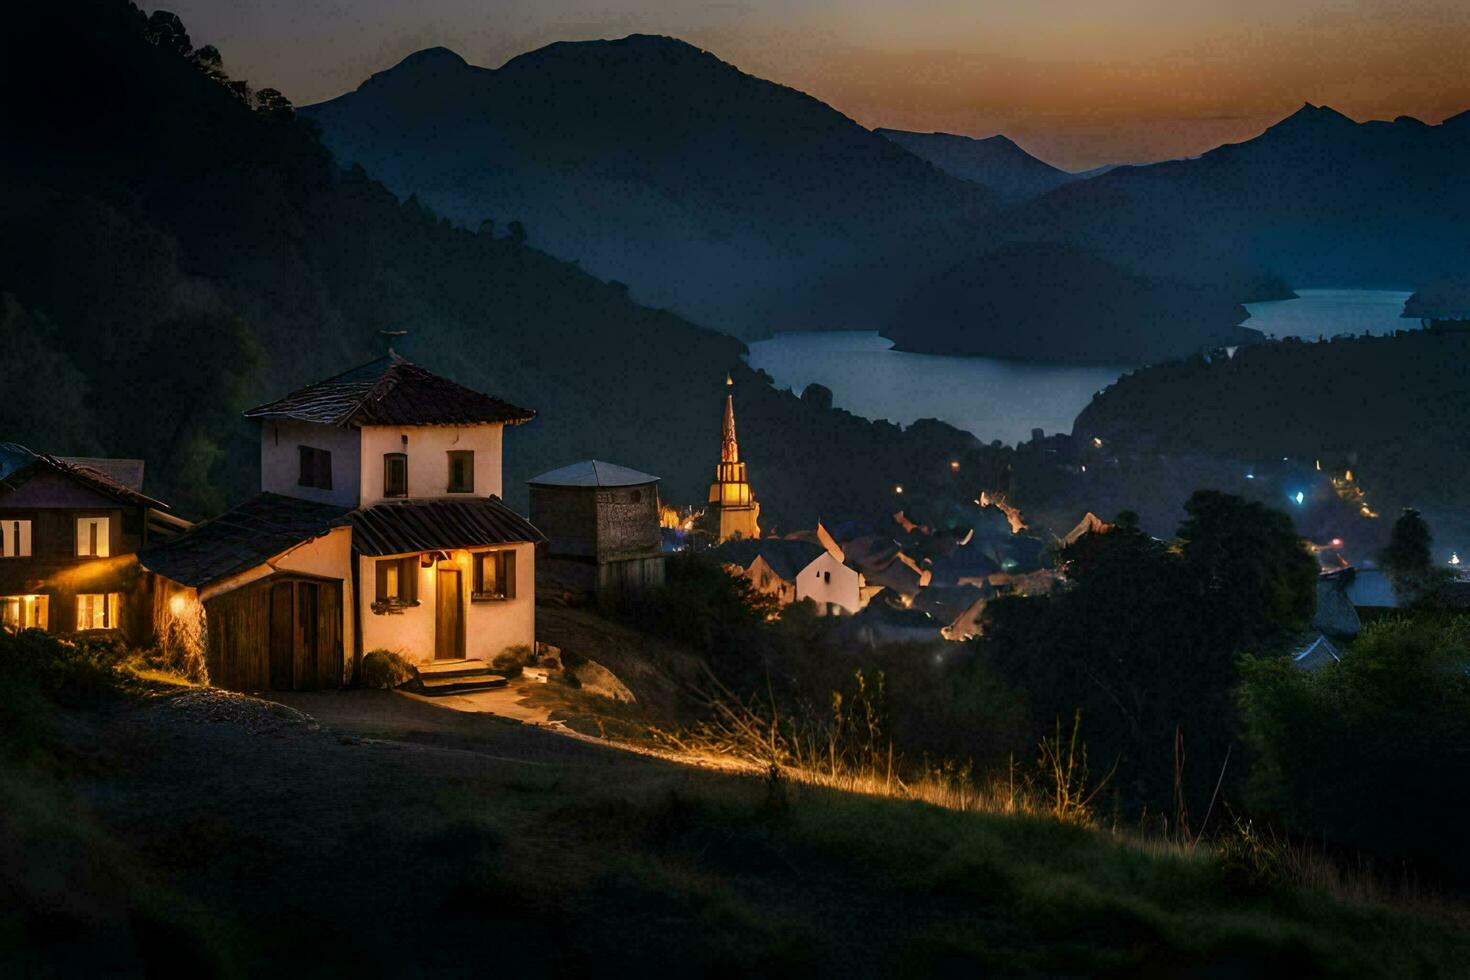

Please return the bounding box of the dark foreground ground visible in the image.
[4,688,1468,978]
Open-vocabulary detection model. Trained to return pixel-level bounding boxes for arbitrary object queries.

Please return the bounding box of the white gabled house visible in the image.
[716,535,867,616]
[140,351,543,690]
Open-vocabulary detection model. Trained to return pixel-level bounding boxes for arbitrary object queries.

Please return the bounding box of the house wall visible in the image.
[595,485,662,563]
[743,555,796,606]
[795,552,865,616]
[357,424,504,506]
[529,485,598,559]
[259,419,362,508]
[358,542,534,664]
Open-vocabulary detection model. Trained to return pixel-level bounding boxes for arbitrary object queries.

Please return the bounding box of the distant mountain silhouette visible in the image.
[302,37,999,338]
[882,243,1261,363]
[0,0,985,525]
[1013,103,1470,293]
[875,129,1081,203]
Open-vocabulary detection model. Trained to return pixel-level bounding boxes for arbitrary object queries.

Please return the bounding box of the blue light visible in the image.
[1292,491,1305,505]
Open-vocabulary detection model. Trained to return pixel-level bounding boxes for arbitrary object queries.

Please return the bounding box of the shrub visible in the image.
[491,644,535,679]
[361,649,415,690]
[1237,614,1470,881]
[0,629,131,706]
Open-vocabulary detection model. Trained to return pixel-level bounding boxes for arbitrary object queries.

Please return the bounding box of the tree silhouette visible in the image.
[253,88,294,121]
[507,220,527,245]
[143,10,191,56]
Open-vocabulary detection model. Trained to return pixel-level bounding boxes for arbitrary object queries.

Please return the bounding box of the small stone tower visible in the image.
[704,375,761,542]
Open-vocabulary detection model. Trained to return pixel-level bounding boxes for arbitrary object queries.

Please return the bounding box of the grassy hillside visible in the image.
[3,633,1466,977]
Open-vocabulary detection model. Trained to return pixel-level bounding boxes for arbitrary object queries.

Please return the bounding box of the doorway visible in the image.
[435,567,464,660]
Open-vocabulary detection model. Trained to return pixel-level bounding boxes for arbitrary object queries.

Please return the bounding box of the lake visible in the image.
[744,289,1412,445]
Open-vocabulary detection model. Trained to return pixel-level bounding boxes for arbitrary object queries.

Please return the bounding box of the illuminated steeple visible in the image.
[721,373,739,464]
[704,374,760,542]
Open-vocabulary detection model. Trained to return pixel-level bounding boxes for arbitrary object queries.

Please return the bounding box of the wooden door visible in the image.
[269,582,294,690]
[435,568,464,660]
[294,581,319,690]
[316,582,342,689]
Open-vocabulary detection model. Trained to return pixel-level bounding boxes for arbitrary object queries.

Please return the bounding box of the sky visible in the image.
[167,0,1470,170]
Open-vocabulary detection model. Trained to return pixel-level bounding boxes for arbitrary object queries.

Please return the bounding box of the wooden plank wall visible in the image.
[206,576,343,692]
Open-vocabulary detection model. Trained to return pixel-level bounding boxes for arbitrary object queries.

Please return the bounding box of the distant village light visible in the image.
[1451,552,1461,567]
[1293,491,1305,505]
[1331,538,1343,548]
[949,460,960,472]
[1092,437,1103,448]
[894,484,904,494]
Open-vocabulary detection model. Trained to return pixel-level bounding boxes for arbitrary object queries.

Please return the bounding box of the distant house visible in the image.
[716,536,866,616]
[0,444,186,642]
[140,351,543,689]
[528,460,666,602]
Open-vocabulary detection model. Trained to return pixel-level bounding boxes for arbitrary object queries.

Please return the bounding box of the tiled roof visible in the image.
[350,496,544,557]
[713,538,826,582]
[244,352,536,427]
[0,443,168,509]
[138,493,351,587]
[528,459,660,488]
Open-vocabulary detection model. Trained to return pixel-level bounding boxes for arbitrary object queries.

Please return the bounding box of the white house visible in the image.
[716,535,867,616]
[141,351,543,690]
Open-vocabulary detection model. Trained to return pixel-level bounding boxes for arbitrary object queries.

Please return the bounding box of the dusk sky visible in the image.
[171,0,1470,169]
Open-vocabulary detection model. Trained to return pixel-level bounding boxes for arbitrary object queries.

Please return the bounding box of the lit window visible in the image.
[298,446,333,490]
[76,593,119,630]
[1,519,32,557]
[473,550,516,601]
[447,451,475,493]
[383,453,408,497]
[76,517,110,557]
[375,557,417,604]
[0,594,48,630]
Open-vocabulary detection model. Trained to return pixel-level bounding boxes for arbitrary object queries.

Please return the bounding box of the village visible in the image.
[2,347,1459,699]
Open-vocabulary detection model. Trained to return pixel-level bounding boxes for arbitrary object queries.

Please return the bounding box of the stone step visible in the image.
[416,658,494,680]
[417,672,508,696]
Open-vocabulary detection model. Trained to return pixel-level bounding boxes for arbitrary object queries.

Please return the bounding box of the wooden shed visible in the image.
[138,493,355,691]
[527,460,665,600]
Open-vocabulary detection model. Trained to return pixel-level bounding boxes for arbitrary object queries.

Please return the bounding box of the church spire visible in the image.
[721,373,739,464]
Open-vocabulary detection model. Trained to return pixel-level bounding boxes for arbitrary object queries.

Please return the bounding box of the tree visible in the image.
[253,88,294,122]
[1378,508,1444,606]
[143,10,191,56]
[1176,490,1317,651]
[507,220,527,245]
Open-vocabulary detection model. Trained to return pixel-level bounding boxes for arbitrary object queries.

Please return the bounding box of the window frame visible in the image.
[373,556,419,609]
[75,515,111,558]
[75,592,119,631]
[0,518,32,558]
[446,450,475,494]
[297,445,334,491]
[0,594,48,631]
[472,549,516,602]
[383,452,408,498]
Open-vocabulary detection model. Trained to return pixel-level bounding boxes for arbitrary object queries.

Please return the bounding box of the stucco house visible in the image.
[716,535,867,616]
[140,351,543,690]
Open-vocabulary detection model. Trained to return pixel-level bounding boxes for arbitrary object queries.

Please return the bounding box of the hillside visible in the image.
[881,242,1261,363]
[1014,103,1470,294]
[0,1,978,525]
[301,38,998,338]
[1072,329,1470,551]
[876,129,1079,203]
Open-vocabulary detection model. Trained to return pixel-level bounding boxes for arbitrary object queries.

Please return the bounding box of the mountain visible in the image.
[1012,103,1470,293]
[301,38,999,338]
[881,242,1261,363]
[875,129,1080,203]
[0,0,982,526]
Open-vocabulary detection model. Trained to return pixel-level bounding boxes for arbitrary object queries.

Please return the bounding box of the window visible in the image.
[630,489,642,503]
[447,451,475,493]
[1,519,31,557]
[76,593,119,630]
[473,550,516,601]
[383,453,408,498]
[824,571,831,584]
[375,557,418,605]
[75,517,110,557]
[298,446,333,490]
[0,595,48,630]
